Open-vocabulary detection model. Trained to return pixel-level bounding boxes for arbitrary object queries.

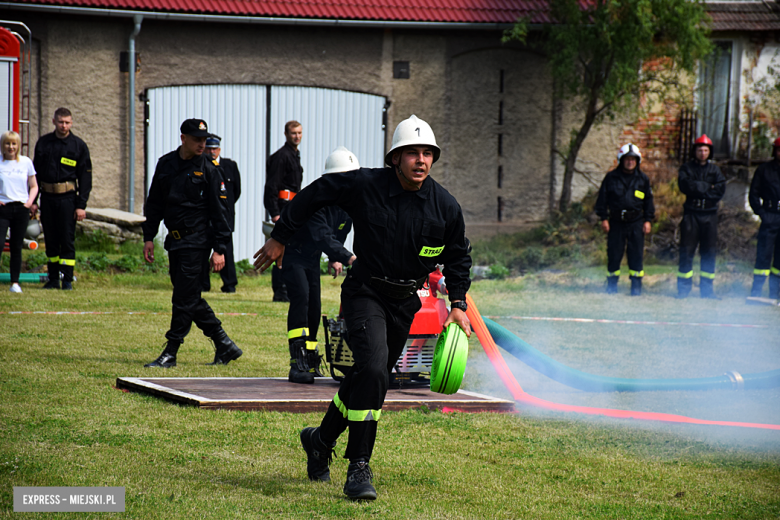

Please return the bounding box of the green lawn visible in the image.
[1,269,778,519]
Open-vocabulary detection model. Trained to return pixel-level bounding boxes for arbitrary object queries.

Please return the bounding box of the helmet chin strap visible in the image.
[395,163,422,190]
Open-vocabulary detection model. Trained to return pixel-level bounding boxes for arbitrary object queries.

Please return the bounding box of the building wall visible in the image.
[14,9,600,234]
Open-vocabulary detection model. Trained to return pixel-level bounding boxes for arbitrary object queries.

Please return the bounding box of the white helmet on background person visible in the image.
[617,143,642,164]
[324,146,360,174]
[384,114,441,166]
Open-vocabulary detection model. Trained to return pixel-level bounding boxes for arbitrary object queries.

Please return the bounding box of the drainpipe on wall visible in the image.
[128,14,142,213]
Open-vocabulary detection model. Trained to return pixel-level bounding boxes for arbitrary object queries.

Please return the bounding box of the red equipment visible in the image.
[322,270,450,386]
[694,134,713,147]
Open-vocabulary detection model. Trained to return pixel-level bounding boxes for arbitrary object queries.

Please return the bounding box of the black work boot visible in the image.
[700,277,720,299]
[769,274,780,300]
[208,329,242,365]
[630,276,642,296]
[43,263,60,289]
[344,460,377,500]
[751,275,767,298]
[605,276,618,294]
[676,277,691,299]
[289,339,315,384]
[144,340,181,368]
[300,427,335,482]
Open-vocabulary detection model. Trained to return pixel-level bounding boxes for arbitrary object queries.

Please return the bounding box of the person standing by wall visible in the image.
[263,121,303,302]
[676,135,726,299]
[205,135,241,293]
[142,119,242,368]
[284,146,358,384]
[0,131,38,294]
[748,137,780,299]
[31,108,92,290]
[595,144,655,296]
[254,115,472,501]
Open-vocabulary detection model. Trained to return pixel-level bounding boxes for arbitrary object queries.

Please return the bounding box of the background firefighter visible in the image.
[595,144,655,296]
[253,115,472,501]
[676,135,726,299]
[748,136,780,299]
[284,146,358,384]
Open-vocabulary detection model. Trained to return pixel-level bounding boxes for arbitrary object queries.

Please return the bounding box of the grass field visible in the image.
[1,268,779,519]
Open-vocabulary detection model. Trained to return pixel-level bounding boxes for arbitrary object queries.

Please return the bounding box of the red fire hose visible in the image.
[464,294,780,431]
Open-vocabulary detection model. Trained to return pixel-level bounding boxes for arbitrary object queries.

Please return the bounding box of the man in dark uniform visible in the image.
[595,143,655,296]
[677,134,726,299]
[204,134,241,293]
[142,118,242,368]
[254,115,472,501]
[31,107,92,290]
[284,146,358,384]
[263,120,303,302]
[748,136,780,299]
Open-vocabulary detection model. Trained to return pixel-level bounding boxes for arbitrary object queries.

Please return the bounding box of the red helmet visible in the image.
[773,137,780,148]
[694,135,713,147]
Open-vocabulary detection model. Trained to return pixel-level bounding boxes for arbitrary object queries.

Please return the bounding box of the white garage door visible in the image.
[146,84,386,261]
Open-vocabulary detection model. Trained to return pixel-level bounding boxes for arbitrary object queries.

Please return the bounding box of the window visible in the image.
[698,41,735,157]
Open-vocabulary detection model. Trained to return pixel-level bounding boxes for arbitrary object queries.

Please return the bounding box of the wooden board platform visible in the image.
[116,377,515,413]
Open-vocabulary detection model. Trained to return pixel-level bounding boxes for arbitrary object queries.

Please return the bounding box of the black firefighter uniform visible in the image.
[595,166,655,295]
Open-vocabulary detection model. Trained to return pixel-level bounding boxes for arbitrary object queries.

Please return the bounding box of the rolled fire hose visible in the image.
[482,317,780,392]
[464,294,780,430]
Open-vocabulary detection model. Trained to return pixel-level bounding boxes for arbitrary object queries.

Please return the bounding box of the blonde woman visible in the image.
[0,131,38,293]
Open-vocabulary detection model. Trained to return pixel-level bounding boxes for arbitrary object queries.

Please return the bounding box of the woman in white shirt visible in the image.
[0,131,38,293]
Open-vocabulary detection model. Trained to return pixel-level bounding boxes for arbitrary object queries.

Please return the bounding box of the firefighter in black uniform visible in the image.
[263,120,303,302]
[748,136,780,299]
[31,107,92,290]
[204,135,241,293]
[595,143,655,296]
[142,119,242,368]
[677,134,726,299]
[285,146,358,384]
[254,115,472,501]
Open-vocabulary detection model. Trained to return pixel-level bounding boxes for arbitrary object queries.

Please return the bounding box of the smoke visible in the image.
[462,290,780,449]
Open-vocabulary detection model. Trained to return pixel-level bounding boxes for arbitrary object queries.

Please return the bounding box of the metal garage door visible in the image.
[0,58,15,133]
[146,84,386,261]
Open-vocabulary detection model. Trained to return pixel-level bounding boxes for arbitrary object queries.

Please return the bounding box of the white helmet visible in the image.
[617,143,642,164]
[324,146,360,174]
[385,114,441,166]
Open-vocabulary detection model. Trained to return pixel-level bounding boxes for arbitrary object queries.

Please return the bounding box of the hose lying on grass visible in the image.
[482,316,780,392]
[464,294,780,431]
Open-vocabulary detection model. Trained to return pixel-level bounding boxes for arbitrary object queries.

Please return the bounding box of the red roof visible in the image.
[11,0,780,29]
[707,2,780,32]
[11,0,561,24]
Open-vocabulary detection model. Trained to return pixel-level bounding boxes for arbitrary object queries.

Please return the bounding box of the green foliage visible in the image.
[486,263,510,280]
[25,251,47,270]
[80,252,112,272]
[114,254,143,272]
[235,259,253,275]
[75,229,117,253]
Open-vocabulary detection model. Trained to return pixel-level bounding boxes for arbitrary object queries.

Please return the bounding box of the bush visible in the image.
[486,263,510,280]
[25,251,48,270]
[518,246,544,270]
[114,254,143,272]
[81,252,112,271]
[76,229,117,253]
[235,259,253,275]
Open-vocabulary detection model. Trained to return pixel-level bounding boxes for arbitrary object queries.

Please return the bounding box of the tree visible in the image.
[505,0,713,212]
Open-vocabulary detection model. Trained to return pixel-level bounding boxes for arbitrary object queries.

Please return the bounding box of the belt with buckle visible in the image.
[763,200,780,213]
[620,209,642,222]
[690,198,717,210]
[41,181,76,194]
[278,190,297,201]
[368,276,426,299]
[169,228,197,240]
